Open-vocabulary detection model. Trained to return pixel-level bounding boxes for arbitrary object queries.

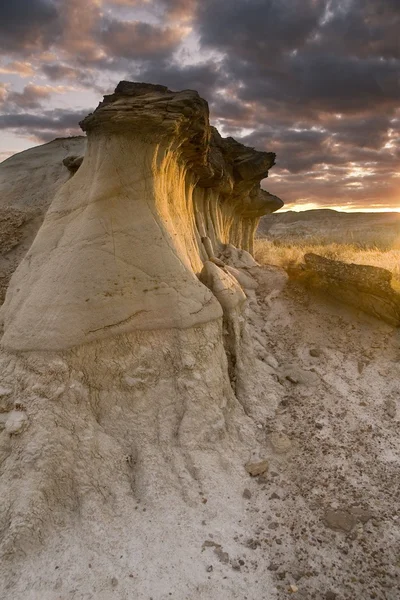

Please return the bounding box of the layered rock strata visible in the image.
[0,81,282,351]
[0,82,283,599]
[290,253,400,326]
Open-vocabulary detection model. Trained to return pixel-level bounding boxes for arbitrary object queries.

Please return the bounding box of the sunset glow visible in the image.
[0,0,399,211]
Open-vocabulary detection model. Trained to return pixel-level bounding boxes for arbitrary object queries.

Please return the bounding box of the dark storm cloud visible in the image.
[1,0,399,208]
[232,53,400,118]
[328,116,393,150]
[41,63,78,80]
[135,61,225,99]
[198,0,325,63]
[3,84,53,110]
[0,109,87,141]
[101,20,183,60]
[0,0,61,53]
[315,0,400,60]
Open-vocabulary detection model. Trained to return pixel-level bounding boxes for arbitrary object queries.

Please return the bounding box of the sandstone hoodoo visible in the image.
[0,82,284,599]
[0,81,282,351]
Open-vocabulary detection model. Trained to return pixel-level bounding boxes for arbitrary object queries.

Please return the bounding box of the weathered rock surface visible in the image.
[0,82,284,600]
[0,81,281,351]
[0,137,86,304]
[245,459,269,477]
[289,253,400,326]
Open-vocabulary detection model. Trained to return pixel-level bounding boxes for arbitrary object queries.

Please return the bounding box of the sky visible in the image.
[0,0,399,212]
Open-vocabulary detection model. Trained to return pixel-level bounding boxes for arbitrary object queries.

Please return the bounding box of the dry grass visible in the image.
[255,237,400,282]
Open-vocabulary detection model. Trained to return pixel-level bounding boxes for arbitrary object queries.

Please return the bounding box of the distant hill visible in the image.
[258,209,400,249]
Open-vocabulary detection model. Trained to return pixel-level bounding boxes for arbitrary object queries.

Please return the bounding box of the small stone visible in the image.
[268,563,279,571]
[238,559,245,566]
[270,492,280,500]
[245,459,269,477]
[246,538,261,549]
[269,432,292,454]
[5,410,28,435]
[231,561,241,570]
[111,577,118,588]
[257,475,268,484]
[325,592,337,600]
[384,399,396,418]
[309,348,321,357]
[202,540,220,549]
[266,355,279,369]
[214,548,230,564]
[324,509,356,532]
[206,565,213,573]
[0,386,12,397]
[209,256,225,267]
[289,584,298,593]
[351,507,373,524]
[315,422,324,430]
[243,488,252,499]
[286,374,299,384]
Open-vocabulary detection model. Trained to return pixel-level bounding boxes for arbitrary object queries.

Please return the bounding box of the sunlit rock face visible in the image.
[289,253,400,326]
[0,81,281,351]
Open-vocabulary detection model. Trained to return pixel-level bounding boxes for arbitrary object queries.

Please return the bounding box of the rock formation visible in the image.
[0,137,86,305]
[0,82,283,599]
[0,82,281,351]
[289,253,400,326]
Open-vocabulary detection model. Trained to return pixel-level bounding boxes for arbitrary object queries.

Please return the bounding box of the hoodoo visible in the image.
[0,82,284,599]
[0,81,281,351]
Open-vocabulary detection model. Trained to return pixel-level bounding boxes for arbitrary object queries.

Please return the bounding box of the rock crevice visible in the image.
[0,81,282,351]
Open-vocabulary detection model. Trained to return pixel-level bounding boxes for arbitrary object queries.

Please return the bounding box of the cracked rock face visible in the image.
[289,253,400,326]
[0,84,284,599]
[0,81,282,351]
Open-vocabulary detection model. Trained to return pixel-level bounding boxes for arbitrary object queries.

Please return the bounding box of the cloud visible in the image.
[0,83,9,104]
[314,0,400,60]
[135,60,224,98]
[0,61,35,77]
[101,20,185,60]
[0,0,399,209]
[0,0,61,53]
[0,84,72,111]
[41,63,78,80]
[198,0,325,63]
[5,84,53,109]
[0,109,87,141]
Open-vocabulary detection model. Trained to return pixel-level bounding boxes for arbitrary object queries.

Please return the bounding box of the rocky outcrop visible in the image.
[289,253,400,326]
[0,81,281,351]
[0,137,86,305]
[0,82,284,600]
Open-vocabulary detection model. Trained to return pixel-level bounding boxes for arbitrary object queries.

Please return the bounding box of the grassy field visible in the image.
[255,237,400,282]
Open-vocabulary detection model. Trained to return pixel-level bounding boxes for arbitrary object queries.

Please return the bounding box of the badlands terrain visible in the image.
[259,209,400,248]
[0,83,398,600]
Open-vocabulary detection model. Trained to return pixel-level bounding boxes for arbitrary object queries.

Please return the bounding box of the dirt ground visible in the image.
[0,262,398,600]
[237,273,400,600]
